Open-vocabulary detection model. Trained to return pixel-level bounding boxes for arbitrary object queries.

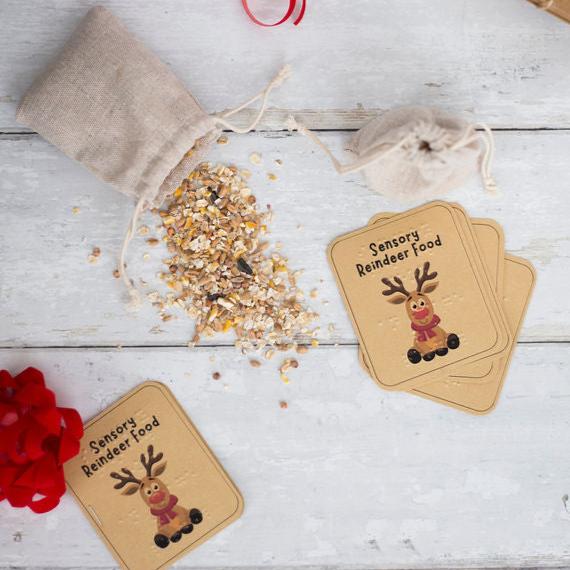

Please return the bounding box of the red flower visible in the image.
[0,368,83,513]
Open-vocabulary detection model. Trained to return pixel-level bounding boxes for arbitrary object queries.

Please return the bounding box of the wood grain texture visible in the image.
[0,130,567,347]
[1,345,570,569]
[1,0,570,131]
[2,1,570,568]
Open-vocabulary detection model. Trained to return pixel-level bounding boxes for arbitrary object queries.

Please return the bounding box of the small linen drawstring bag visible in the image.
[287,106,498,202]
[17,6,290,306]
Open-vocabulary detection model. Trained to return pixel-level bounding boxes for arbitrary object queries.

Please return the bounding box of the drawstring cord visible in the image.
[476,123,498,194]
[119,194,146,310]
[450,123,498,193]
[213,65,291,134]
[119,65,292,308]
[287,115,498,194]
[286,115,414,175]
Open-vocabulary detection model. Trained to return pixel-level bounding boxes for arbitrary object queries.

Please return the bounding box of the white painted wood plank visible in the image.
[0,130,567,347]
[1,0,570,131]
[0,344,569,569]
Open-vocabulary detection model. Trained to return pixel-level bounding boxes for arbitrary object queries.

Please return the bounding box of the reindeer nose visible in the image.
[413,308,429,319]
[149,491,166,504]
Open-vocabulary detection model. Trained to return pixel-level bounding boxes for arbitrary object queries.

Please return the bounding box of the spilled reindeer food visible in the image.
[148,162,319,361]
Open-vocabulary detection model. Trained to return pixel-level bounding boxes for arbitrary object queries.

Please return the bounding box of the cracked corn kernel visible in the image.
[267,173,277,182]
[217,135,229,145]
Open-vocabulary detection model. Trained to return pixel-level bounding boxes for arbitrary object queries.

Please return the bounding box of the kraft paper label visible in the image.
[328,201,511,391]
[365,209,505,379]
[65,382,243,570]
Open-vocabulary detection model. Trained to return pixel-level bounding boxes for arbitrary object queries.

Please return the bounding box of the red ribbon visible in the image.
[242,0,306,26]
[0,368,83,513]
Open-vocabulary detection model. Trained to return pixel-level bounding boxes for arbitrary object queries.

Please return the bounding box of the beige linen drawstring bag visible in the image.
[287,106,498,202]
[17,6,290,307]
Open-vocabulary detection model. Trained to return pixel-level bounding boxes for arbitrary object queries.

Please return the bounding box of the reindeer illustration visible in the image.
[110,445,203,549]
[381,261,460,364]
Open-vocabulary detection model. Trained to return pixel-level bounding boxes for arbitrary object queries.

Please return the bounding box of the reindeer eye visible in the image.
[418,299,425,307]
[153,484,159,491]
[145,488,152,496]
[411,303,418,310]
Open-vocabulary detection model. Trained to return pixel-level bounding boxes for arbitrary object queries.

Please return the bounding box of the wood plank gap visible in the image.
[0,340,564,351]
[3,127,570,138]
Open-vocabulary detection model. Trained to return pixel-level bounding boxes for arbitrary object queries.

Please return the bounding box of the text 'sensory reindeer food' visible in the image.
[65,382,243,570]
[328,201,512,391]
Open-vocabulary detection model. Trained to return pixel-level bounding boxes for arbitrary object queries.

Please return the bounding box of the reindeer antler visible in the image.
[140,445,164,478]
[381,276,410,297]
[414,262,438,292]
[110,467,142,489]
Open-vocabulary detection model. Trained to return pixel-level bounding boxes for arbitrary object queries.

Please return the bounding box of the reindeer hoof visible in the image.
[436,347,448,357]
[190,508,203,524]
[407,349,422,364]
[447,334,460,349]
[182,524,194,534]
[154,534,169,549]
[170,531,182,543]
[422,351,436,362]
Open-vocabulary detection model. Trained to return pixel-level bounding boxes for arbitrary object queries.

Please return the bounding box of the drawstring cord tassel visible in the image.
[450,123,499,194]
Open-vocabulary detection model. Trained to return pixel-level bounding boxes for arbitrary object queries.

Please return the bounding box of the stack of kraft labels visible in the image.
[328,201,536,414]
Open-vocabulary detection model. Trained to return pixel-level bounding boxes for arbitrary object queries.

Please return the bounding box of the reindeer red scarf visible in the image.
[410,315,440,342]
[150,494,179,525]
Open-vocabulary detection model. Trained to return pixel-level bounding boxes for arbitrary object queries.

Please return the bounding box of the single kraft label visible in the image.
[65,382,243,570]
